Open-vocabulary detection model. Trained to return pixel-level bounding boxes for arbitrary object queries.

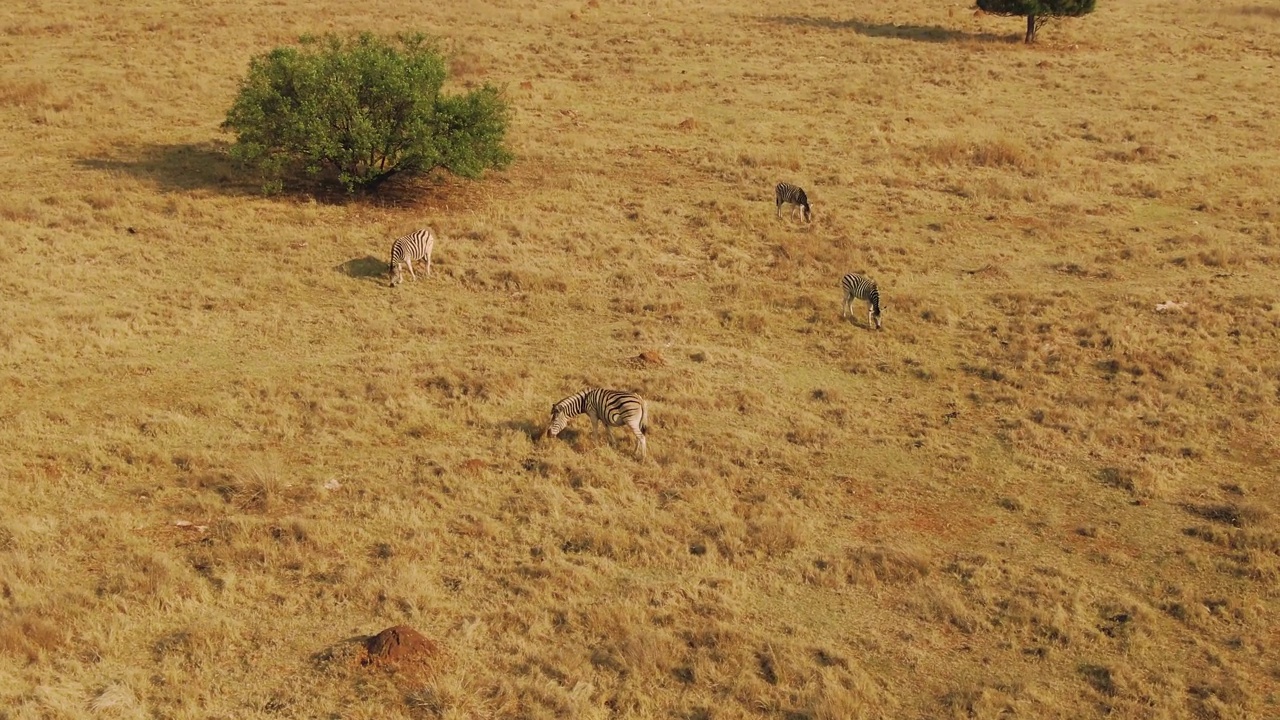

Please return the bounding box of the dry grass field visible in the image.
[2,0,1279,717]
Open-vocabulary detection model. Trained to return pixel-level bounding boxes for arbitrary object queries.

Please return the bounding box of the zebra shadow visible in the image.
[336,256,387,279]
[763,15,1020,44]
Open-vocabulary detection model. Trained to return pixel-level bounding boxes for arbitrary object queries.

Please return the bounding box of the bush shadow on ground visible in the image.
[76,142,440,208]
[337,256,388,280]
[763,15,1021,43]
[1237,6,1280,19]
[77,142,259,197]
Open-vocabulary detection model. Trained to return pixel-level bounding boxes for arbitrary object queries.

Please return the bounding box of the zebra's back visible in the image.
[579,388,645,426]
[390,228,434,263]
[841,273,878,302]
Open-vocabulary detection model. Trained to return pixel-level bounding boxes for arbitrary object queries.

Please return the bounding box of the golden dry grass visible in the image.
[1,0,1279,718]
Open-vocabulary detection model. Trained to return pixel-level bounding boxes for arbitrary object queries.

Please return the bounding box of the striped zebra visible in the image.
[775,182,812,223]
[841,273,883,330]
[547,388,649,460]
[388,228,436,287]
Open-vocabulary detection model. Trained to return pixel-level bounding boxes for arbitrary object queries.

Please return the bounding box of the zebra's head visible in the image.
[802,203,812,223]
[548,403,571,437]
[389,262,401,287]
[871,303,883,330]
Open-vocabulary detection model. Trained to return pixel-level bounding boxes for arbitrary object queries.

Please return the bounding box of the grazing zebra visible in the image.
[841,273,883,330]
[388,228,436,287]
[547,388,649,460]
[775,182,812,223]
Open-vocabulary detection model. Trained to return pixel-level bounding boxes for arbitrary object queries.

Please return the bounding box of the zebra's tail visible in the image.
[639,401,650,434]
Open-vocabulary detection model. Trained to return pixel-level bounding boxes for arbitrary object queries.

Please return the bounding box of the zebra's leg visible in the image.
[776,202,782,219]
[426,249,432,276]
[633,425,647,460]
[405,257,418,282]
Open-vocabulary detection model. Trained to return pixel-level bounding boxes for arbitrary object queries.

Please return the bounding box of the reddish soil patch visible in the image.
[633,350,666,367]
[459,458,487,474]
[361,625,439,679]
[903,507,982,539]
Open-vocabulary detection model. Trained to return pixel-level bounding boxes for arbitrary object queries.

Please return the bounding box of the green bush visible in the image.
[222,33,513,193]
[977,0,1097,43]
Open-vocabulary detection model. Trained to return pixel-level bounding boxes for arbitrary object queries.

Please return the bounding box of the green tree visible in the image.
[222,33,512,193]
[977,0,1097,43]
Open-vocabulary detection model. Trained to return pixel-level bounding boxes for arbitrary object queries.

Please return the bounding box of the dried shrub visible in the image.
[0,78,48,107]
[1184,502,1271,528]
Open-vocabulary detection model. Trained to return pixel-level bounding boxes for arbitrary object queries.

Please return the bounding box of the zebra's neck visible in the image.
[558,392,589,416]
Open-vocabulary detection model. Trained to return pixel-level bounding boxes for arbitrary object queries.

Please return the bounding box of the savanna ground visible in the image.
[1,0,1279,717]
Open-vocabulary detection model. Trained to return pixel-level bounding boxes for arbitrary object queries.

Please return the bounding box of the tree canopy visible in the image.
[977,0,1097,43]
[222,33,513,193]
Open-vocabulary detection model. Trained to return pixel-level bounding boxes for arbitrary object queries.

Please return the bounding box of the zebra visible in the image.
[775,182,812,223]
[546,388,649,460]
[388,228,436,287]
[841,273,883,330]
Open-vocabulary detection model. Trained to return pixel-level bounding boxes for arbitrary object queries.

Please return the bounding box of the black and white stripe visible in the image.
[388,228,436,286]
[775,182,812,222]
[841,273,882,330]
[547,388,649,459]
